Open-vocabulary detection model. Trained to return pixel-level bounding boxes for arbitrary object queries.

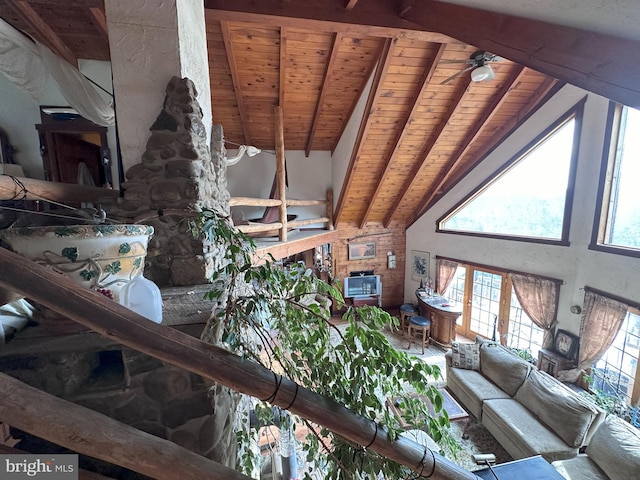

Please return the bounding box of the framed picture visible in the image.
[411,250,430,281]
[553,329,579,359]
[348,242,376,260]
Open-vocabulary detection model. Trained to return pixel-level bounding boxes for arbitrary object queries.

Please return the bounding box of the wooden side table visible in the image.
[537,348,576,378]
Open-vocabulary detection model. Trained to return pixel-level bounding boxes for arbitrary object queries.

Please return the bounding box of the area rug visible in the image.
[446,417,512,471]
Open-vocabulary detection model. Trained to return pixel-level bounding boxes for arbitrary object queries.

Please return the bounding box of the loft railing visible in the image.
[229,187,334,239]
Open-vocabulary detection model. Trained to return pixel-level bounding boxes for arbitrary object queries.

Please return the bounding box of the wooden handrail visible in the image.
[0,246,477,480]
[230,188,334,235]
[0,175,118,203]
[0,373,251,480]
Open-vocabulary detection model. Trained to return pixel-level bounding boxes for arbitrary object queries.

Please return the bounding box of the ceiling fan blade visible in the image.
[440,65,474,85]
[439,59,475,65]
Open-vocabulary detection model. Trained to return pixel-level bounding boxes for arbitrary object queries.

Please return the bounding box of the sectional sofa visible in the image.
[444,338,603,462]
[551,413,640,480]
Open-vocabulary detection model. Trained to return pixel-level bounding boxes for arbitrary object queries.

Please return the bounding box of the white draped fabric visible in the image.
[0,18,115,126]
[0,18,47,100]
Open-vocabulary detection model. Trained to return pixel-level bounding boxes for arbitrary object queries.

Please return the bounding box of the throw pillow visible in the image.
[451,342,480,370]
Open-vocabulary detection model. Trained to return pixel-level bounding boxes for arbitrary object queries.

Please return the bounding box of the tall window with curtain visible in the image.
[438,258,559,360]
[578,289,640,405]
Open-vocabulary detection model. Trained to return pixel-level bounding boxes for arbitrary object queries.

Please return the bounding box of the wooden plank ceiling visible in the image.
[0,1,569,230]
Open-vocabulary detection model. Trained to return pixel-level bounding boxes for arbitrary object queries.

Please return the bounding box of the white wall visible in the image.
[406,84,640,335]
[0,60,118,183]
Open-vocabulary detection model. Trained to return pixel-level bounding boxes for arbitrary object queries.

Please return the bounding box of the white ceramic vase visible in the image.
[0,224,154,302]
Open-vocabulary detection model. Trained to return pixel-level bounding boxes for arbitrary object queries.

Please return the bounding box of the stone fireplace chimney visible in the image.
[109,76,229,287]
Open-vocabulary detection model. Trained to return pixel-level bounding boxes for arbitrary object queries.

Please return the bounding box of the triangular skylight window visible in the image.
[439,104,581,242]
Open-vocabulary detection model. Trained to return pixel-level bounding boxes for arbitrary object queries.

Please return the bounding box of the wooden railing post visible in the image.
[326,188,334,230]
[275,105,288,241]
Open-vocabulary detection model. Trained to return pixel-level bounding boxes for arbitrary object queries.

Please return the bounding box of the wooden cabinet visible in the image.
[416,293,462,348]
[537,348,576,378]
[36,108,112,188]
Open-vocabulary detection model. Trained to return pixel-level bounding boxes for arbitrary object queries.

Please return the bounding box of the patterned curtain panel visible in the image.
[436,258,458,295]
[578,290,628,369]
[510,273,559,348]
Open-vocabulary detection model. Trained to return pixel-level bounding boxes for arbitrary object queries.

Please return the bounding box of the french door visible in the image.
[443,263,546,356]
[446,266,511,341]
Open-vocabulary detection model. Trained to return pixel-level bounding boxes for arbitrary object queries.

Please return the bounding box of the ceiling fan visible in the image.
[440,50,504,85]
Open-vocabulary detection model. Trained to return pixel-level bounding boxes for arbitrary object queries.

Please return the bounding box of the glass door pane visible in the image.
[469,269,502,340]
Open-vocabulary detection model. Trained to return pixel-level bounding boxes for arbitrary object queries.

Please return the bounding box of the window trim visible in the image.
[437,99,585,245]
[589,102,640,258]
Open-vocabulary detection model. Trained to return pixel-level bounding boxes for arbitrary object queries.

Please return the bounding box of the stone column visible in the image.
[105,0,212,175]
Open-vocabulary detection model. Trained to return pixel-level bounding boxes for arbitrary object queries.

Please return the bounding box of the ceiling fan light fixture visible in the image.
[471,64,495,82]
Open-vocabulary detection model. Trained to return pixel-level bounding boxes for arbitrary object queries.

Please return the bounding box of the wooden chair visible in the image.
[407,315,431,354]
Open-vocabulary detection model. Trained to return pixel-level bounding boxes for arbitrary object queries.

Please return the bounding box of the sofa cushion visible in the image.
[515,370,599,448]
[479,342,531,396]
[552,455,608,480]
[447,367,509,419]
[482,398,578,462]
[586,414,640,480]
[451,341,480,370]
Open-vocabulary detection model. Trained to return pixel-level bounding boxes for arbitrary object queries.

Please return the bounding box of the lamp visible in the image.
[225,144,262,166]
[471,64,496,82]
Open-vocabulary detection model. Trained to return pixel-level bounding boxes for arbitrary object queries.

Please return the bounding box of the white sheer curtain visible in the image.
[0,18,115,126]
[0,18,47,100]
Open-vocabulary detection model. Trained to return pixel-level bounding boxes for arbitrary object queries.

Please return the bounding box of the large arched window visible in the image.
[438,101,583,244]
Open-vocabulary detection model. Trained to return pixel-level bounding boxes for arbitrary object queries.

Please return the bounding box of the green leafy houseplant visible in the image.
[582,371,640,429]
[191,209,459,479]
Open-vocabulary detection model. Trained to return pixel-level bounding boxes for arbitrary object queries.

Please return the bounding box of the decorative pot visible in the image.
[0,224,154,302]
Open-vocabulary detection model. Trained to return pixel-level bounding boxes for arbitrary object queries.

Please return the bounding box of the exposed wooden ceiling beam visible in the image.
[220,20,252,145]
[414,76,562,220]
[361,42,446,228]
[399,0,640,109]
[384,77,473,227]
[306,32,342,157]
[411,66,530,223]
[88,6,109,41]
[204,2,455,43]
[11,0,78,66]
[345,0,359,10]
[207,0,640,107]
[334,37,396,226]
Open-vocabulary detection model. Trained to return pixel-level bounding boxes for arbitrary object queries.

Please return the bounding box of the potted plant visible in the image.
[190,209,459,478]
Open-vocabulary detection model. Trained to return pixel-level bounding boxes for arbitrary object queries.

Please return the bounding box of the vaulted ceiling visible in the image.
[1,0,639,230]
